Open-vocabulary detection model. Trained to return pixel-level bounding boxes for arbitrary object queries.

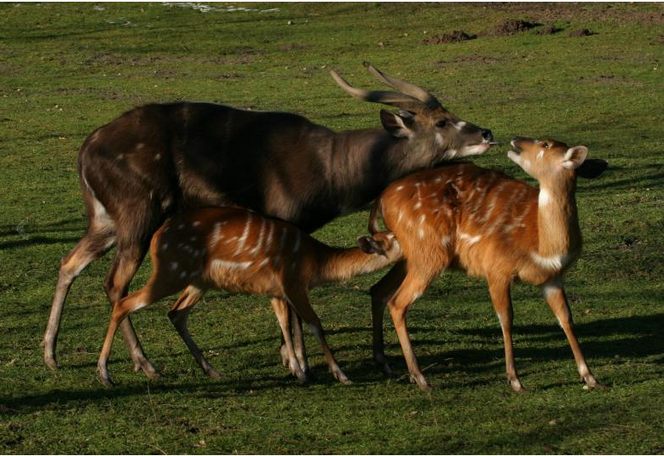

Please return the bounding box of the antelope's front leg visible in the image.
[541,280,606,390]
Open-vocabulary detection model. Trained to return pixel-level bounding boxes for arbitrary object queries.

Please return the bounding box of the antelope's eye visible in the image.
[436,120,447,128]
[542,142,550,148]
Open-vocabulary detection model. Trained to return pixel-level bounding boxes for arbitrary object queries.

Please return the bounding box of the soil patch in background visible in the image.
[535,24,563,35]
[422,30,476,45]
[486,18,540,36]
[569,28,596,37]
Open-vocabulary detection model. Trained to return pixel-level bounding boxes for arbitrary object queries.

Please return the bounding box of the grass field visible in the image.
[1,2,663,454]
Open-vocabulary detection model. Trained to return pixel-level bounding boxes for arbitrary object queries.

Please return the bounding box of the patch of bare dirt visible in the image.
[568,28,596,37]
[472,3,664,25]
[535,24,562,35]
[422,30,476,45]
[485,18,540,36]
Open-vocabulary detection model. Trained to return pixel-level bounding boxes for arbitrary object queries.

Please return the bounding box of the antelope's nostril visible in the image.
[482,129,493,142]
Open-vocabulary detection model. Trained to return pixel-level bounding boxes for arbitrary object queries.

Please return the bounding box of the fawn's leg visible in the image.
[370,260,407,374]
[271,298,307,382]
[167,286,222,379]
[488,278,524,393]
[541,280,606,390]
[387,270,434,391]
[285,287,350,385]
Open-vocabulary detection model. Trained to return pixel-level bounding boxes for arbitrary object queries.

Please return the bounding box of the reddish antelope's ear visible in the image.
[576,158,608,179]
[357,236,386,256]
[561,145,589,170]
[380,109,414,139]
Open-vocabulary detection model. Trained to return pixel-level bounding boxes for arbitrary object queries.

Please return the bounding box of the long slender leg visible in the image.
[541,280,606,389]
[98,275,182,387]
[43,227,115,369]
[103,241,158,378]
[370,260,407,374]
[488,278,524,393]
[285,287,351,385]
[271,298,307,383]
[387,271,434,391]
[290,312,309,375]
[167,287,222,379]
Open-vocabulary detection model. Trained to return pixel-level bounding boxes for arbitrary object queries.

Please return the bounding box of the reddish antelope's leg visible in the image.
[167,287,223,379]
[43,227,115,369]
[370,260,407,375]
[387,271,434,391]
[290,312,309,376]
[488,279,525,393]
[541,281,606,390]
[103,242,159,379]
[285,288,350,385]
[271,298,307,382]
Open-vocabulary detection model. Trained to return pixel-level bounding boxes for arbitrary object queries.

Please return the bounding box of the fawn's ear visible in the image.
[357,236,386,256]
[562,145,589,170]
[380,109,415,139]
[575,158,608,179]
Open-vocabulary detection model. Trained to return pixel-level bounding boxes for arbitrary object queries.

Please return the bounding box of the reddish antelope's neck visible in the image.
[535,177,581,262]
[315,244,393,284]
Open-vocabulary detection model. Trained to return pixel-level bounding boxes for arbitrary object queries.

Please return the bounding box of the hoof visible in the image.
[134,359,160,379]
[509,379,526,393]
[279,345,289,367]
[44,355,58,371]
[411,375,434,391]
[98,372,115,388]
[583,381,609,391]
[207,369,223,380]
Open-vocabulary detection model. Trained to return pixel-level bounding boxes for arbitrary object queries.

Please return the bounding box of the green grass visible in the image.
[1,2,663,454]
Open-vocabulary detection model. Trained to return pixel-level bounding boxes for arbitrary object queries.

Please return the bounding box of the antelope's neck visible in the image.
[315,244,393,284]
[536,178,581,258]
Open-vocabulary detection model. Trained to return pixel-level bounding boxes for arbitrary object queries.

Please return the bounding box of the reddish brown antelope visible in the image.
[367,137,608,391]
[44,62,496,378]
[96,207,402,387]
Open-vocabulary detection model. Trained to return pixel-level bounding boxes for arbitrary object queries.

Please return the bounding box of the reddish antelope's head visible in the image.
[331,63,497,162]
[508,137,608,183]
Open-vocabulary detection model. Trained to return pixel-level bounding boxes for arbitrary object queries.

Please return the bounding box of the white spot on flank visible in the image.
[258,258,270,267]
[418,228,425,239]
[178,223,185,230]
[396,185,404,191]
[210,222,225,247]
[192,221,201,227]
[419,214,426,225]
[179,271,187,279]
[539,188,551,207]
[537,150,544,160]
[161,243,168,251]
[249,219,267,256]
[170,262,178,271]
[459,232,481,245]
[212,259,253,270]
[234,213,253,255]
[190,236,197,242]
[441,235,451,246]
[413,201,422,210]
[397,211,404,223]
[154,153,162,161]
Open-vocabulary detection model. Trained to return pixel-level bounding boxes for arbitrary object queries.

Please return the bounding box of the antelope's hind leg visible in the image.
[272,298,308,383]
[167,287,222,379]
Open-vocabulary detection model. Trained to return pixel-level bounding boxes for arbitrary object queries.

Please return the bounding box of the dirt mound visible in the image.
[535,24,562,35]
[569,28,596,37]
[487,18,540,36]
[422,30,476,45]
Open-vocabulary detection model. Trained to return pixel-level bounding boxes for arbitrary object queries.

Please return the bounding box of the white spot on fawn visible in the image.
[161,243,169,251]
[459,232,481,245]
[170,262,178,271]
[441,235,451,246]
[234,213,253,255]
[192,221,201,227]
[212,259,253,270]
[413,201,422,210]
[537,150,544,160]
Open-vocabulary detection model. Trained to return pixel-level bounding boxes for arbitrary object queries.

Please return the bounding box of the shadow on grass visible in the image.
[5,313,662,413]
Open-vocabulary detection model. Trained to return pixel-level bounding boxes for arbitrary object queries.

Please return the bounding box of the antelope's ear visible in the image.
[576,158,608,179]
[380,109,414,139]
[562,145,588,170]
[357,236,386,256]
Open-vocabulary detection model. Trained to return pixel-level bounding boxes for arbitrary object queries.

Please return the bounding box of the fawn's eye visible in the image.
[543,142,550,148]
[436,120,447,128]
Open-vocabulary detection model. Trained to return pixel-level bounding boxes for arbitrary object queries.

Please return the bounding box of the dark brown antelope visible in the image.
[97,206,402,387]
[44,63,496,378]
[367,137,608,391]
